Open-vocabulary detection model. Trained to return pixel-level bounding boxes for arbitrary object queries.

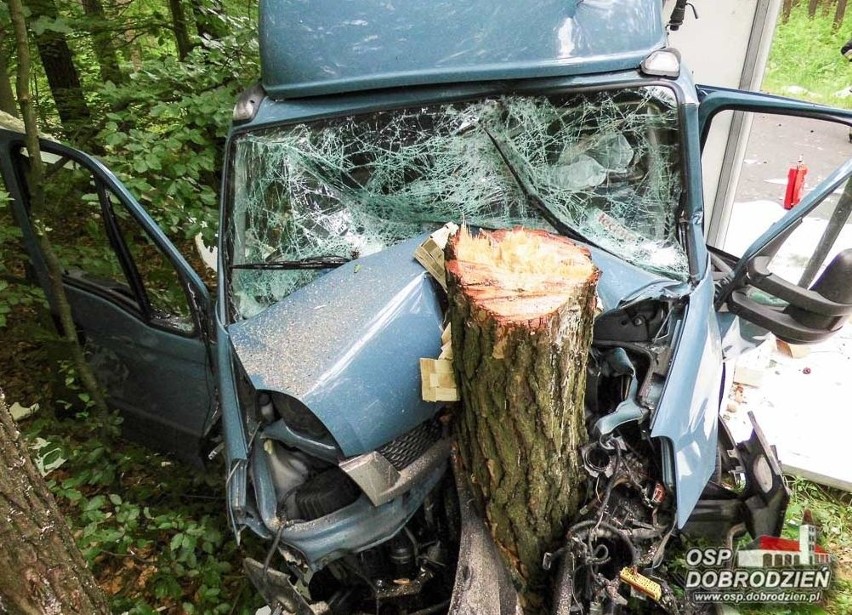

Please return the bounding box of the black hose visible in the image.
[668,0,688,30]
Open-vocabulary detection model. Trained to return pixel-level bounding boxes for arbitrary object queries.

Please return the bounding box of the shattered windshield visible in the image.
[227,87,686,319]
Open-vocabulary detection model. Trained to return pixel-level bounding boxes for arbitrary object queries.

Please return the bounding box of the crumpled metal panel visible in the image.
[259,0,666,97]
[228,235,443,457]
[651,274,723,528]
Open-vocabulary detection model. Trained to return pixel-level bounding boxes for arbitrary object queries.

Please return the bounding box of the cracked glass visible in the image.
[227,87,686,319]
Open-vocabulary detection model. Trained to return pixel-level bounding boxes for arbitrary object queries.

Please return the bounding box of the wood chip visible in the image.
[420,357,459,402]
[414,222,459,290]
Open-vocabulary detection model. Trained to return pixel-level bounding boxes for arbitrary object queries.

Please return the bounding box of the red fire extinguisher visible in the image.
[784,157,807,210]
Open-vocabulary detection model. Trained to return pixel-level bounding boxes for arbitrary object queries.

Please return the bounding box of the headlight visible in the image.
[259,390,331,441]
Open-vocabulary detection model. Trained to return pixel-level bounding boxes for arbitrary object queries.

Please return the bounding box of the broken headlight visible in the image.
[258,390,332,442]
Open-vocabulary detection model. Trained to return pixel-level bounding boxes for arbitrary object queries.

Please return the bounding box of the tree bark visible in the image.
[834,0,848,29]
[781,0,793,22]
[808,0,820,17]
[168,0,194,59]
[0,27,18,118]
[446,227,598,611]
[22,0,93,142]
[0,391,111,614]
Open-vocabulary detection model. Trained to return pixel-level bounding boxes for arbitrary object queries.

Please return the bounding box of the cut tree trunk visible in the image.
[0,391,111,614]
[446,227,599,611]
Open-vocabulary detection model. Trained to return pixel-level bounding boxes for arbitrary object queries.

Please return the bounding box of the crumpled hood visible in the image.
[228,236,444,457]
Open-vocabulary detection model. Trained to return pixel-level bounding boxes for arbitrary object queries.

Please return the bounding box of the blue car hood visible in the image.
[228,235,675,459]
[228,236,444,457]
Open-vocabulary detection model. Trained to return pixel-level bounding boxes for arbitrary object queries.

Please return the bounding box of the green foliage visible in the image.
[1,2,261,608]
[0,190,47,328]
[763,3,852,108]
[29,14,75,35]
[23,405,262,614]
[95,24,258,243]
[12,364,261,612]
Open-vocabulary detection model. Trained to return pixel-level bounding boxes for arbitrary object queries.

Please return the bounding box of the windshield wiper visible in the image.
[230,256,351,270]
[482,126,594,246]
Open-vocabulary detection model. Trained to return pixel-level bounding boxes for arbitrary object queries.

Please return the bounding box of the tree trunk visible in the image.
[0,392,111,614]
[22,0,93,142]
[0,27,18,118]
[168,0,194,59]
[446,227,598,611]
[834,0,848,29]
[80,0,125,85]
[782,0,794,22]
[808,0,820,17]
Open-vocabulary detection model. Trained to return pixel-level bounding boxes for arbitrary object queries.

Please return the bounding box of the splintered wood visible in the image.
[420,324,458,402]
[413,222,459,290]
[447,225,597,324]
[417,224,460,402]
[446,226,599,610]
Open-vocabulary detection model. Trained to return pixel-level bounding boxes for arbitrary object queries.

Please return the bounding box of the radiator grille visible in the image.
[378,419,442,470]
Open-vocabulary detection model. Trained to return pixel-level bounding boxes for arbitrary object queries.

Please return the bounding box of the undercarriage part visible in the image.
[244,557,315,615]
[553,528,685,615]
[326,587,360,615]
[554,433,674,613]
[387,535,416,579]
[294,468,360,521]
[256,472,459,615]
[261,461,447,571]
[374,565,435,600]
[685,413,789,541]
[447,452,522,615]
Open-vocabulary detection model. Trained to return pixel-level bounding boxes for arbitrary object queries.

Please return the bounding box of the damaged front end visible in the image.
[542,292,790,614]
[228,238,458,612]
[218,85,788,613]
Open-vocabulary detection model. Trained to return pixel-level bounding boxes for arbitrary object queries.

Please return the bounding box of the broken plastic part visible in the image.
[228,88,687,319]
[640,49,681,78]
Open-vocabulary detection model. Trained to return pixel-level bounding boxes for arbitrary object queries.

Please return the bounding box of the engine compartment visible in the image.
[239,291,701,614]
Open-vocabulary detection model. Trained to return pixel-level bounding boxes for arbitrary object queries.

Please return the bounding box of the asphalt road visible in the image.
[735,112,852,205]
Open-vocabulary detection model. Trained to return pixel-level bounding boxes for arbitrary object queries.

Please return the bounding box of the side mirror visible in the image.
[728,248,852,344]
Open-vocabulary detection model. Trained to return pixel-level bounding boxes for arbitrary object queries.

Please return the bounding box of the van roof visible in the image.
[259,0,666,98]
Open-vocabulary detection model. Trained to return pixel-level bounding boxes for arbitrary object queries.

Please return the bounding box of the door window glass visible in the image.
[17,146,195,333]
[704,110,852,257]
[109,194,195,333]
[766,176,852,291]
[19,148,135,303]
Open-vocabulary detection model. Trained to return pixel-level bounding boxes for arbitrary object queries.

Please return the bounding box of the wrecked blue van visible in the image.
[4,0,852,612]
